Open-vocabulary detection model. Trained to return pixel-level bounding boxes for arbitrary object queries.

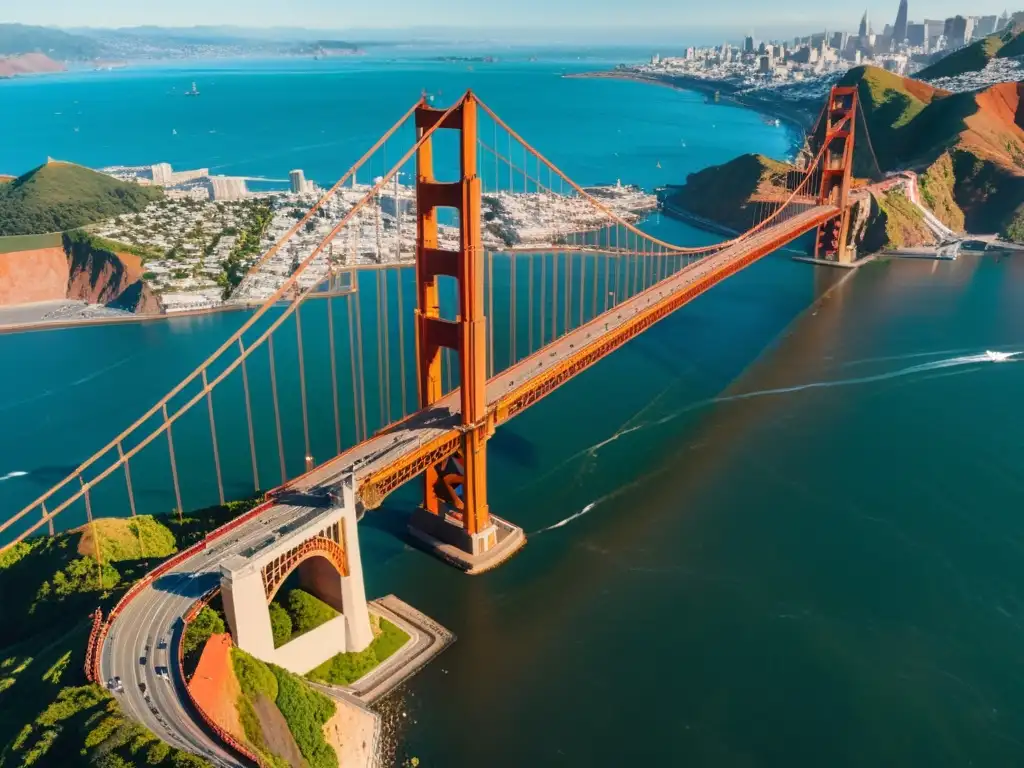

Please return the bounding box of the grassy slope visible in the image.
[0,497,264,765]
[306,617,410,686]
[917,23,1024,81]
[0,162,162,237]
[839,66,946,175]
[231,649,337,768]
[664,153,797,232]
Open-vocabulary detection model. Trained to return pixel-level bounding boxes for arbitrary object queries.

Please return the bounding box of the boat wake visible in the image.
[709,350,1021,405]
[536,501,599,534]
[0,471,28,483]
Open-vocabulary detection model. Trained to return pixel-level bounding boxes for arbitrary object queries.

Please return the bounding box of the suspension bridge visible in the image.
[1,84,859,766]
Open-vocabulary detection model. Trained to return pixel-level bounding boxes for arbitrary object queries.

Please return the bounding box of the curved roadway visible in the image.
[100,205,837,763]
[99,501,334,767]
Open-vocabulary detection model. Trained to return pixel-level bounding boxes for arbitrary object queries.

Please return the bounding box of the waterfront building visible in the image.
[290,169,309,194]
[893,0,909,43]
[151,162,173,184]
[206,176,248,201]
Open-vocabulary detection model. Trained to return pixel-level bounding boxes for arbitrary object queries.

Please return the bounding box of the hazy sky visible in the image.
[6,0,1014,33]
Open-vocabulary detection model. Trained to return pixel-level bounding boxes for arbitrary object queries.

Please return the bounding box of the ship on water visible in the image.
[185,82,200,97]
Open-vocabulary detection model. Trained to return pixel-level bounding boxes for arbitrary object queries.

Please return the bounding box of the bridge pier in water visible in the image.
[408,93,525,573]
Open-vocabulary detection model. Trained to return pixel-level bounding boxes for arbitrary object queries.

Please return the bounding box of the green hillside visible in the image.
[918,21,1024,80]
[838,65,946,174]
[0,23,104,59]
[662,153,800,232]
[0,162,162,236]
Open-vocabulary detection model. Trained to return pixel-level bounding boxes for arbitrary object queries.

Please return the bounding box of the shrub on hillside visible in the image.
[285,589,338,638]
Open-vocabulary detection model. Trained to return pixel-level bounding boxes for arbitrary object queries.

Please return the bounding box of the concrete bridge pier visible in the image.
[219,475,373,674]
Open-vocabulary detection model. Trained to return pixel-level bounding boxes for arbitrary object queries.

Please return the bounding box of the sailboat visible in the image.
[656,160,662,169]
[186,82,200,97]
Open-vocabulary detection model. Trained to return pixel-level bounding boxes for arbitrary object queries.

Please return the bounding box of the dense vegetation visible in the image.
[231,649,337,768]
[182,606,226,676]
[268,588,342,648]
[0,162,162,236]
[663,153,798,232]
[306,617,410,686]
[218,200,273,298]
[918,22,1024,80]
[0,496,264,764]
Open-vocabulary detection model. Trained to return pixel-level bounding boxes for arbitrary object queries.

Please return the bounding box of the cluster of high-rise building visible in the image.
[630,4,1017,98]
[850,4,1014,55]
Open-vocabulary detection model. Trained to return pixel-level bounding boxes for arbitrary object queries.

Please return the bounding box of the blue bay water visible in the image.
[2,54,1024,767]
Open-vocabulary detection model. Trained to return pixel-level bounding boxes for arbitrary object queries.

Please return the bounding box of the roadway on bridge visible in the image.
[100,501,328,768]
[289,205,838,501]
[102,205,836,763]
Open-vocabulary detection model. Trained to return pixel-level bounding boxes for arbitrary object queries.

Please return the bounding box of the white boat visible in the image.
[985,350,1014,362]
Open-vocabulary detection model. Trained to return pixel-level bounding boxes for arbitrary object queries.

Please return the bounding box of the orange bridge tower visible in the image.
[408,92,523,571]
[814,86,858,264]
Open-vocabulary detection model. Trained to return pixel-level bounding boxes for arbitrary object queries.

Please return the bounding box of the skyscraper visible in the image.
[893,0,909,43]
[859,10,871,38]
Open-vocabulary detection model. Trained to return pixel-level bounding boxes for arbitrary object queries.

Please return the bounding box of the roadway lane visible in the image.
[101,502,323,767]
[287,206,839,498]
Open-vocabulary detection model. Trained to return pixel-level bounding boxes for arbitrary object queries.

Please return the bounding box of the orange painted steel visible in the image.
[411,92,492,539]
[815,86,858,263]
[261,534,349,603]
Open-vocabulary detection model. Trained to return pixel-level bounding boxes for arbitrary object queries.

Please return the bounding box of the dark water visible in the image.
[363,253,1024,767]
[3,58,1024,767]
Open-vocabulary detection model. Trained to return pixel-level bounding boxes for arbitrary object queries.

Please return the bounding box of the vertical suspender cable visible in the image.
[347,292,363,443]
[354,282,368,439]
[510,254,517,366]
[295,304,312,469]
[395,266,408,418]
[163,403,184,522]
[267,335,287,484]
[327,295,342,455]
[527,255,534,355]
[487,251,495,377]
[375,270,386,426]
[539,252,546,346]
[201,368,225,506]
[238,338,260,491]
[117,441,137,518]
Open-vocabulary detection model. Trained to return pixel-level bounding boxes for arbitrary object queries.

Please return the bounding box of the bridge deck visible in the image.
[282,205,838,506]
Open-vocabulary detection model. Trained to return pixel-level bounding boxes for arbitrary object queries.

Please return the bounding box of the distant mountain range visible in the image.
[0,23,373,61]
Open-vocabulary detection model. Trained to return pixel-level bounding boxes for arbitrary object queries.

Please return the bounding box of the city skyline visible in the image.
[3,0,1017,39]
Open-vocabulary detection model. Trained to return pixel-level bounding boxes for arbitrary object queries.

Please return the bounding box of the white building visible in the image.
[206,176,248,201]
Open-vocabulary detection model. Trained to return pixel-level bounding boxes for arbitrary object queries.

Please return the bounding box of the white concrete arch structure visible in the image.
[219,475,373,674]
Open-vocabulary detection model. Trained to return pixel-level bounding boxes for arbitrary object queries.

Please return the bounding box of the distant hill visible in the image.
[0,52,65,77]
[665,66,1024,244]
[837,66,1024,238]
[0,23,104,59]
[917,21,1024,81]
[662,154,801,233]
[0,162,163,236]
